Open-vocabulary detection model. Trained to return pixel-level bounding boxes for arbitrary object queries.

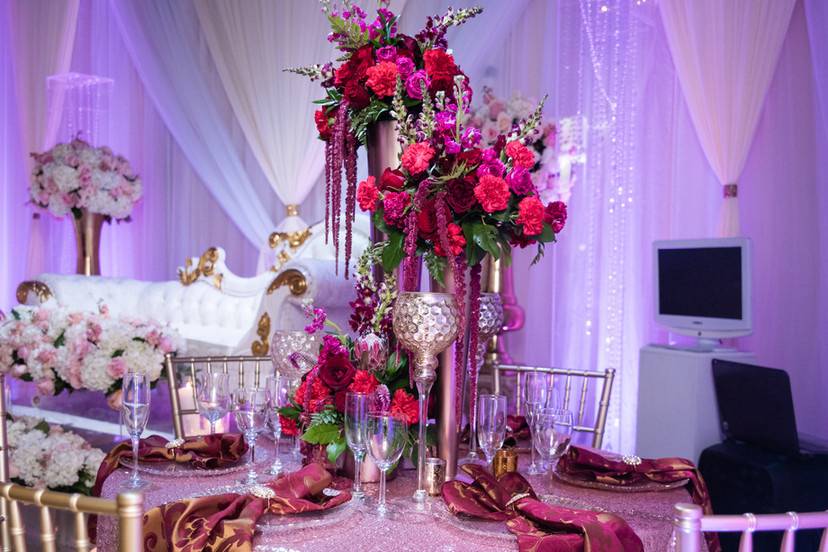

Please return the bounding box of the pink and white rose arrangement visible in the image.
[29,137,142,221]
[0,305,177,402]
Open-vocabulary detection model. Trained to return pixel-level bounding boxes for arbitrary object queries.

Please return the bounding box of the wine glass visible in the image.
[121,372,151,490]
[265,374,291,475]
[522,372,551,475]
[233,388,267,486]
[195,371,229,435]
[365,413,407,516]
[477,394,507,468]
[344,392,370,499]
[533,408,574,474]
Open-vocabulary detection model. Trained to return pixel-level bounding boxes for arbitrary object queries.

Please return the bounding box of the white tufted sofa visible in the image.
[16,216,372,356]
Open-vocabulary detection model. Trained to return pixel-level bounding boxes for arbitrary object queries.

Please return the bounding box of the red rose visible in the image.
[516,196,545,236]
[395,35,419,61]
[505,140,536,170]
[390,388,419,425]
[365,61,398,98]
[314,109,333,141]
[343,80,370,110]
[318,353,356,391]
[348,370,380,394]
[474,174,510,213]
[417,199,438,239]
[401,142,435,175]
[457,148,483,169]
[446,175,477,214]
[434,223,466,257]
[544,201,567,233]
[379,168,405,191]
[334,45,374,87]
[357,176,379,211]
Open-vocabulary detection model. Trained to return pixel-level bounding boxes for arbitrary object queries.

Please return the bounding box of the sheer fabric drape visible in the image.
[658,0,796,236]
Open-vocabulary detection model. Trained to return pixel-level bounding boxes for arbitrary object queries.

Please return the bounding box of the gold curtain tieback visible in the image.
[286,204,299,217]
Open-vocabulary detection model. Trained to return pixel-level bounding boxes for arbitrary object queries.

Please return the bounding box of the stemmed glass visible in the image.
[532,408,574,474]
[265,374,291,475]
[344,392,369,499]
[522,372,551,475]
[233,388,267,486]
[365,413,407,516]
[195,371,229,435]
[121,372,151,490]
[477,394,507,468]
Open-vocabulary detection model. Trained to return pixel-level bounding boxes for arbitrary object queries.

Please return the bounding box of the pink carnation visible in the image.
[401,142,434,175]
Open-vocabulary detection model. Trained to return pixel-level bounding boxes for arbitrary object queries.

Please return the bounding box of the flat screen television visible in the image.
[653,238,752,345]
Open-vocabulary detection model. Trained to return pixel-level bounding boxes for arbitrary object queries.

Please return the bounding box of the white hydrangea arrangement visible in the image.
[7,416,105,494]
[29,137,142,220]
[0,305,178,403]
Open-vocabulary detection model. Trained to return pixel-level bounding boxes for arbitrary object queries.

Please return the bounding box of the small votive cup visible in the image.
[493,448,519,478]
[424,457,446,496]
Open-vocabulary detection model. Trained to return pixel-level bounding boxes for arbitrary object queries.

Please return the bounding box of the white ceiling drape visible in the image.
[659,0,796,237]
[109,0,276,248]
[195,0,335,233]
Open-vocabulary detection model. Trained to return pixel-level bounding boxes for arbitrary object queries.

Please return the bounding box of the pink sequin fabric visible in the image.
[97,443,689,551]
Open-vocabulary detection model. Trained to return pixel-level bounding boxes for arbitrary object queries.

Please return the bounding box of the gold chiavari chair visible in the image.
[164,353,275,440]
[493,364,615,449]
[672,503,828,552]
[0,374,143,552]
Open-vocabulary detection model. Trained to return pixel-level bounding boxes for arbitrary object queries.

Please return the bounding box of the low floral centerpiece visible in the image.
[289,0,482,274]
[0,305,177,407]
[279,248,420,466]
[7,415,106,494]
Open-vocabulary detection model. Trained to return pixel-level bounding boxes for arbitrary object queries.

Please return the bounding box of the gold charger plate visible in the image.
[552,469,689,493]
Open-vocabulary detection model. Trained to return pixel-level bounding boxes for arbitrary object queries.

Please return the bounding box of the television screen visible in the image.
[657,247,743,320]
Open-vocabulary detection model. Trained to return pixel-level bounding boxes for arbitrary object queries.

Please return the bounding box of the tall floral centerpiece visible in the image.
[288,1,481,276]
[29,137,142,275]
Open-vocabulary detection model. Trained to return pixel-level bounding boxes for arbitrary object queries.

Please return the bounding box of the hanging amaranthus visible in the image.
[467,263,483,436]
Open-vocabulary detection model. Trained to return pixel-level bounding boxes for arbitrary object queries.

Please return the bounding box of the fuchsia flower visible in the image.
[382,191,410,227]
[396,56,415,78]
[545,200,568,233]
[506,166,535,196]
[401,142,435,175]
[376,46,397,62]
[405,70,430,100]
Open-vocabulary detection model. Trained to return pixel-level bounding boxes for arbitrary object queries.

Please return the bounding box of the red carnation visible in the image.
[434,223,466,257]
[474,174,510,213]
[348,370,380,395]
[279,415,298,437]
[516,196,545,236]
[357,176,379,211]
[401,142,435,175]
[293,377,331,406]
[446,175,478,214]
[505,140,536,170]
[314,109,333,141]
[379,168,405,192]
[544,201,568,233]
[343,80,370,110]
[390,388,419,425]
[423,48,458,78]
[457,148,483,168]
[365,61,398,98]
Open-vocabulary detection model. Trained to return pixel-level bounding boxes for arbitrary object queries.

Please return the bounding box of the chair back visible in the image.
[493,364,615,449]
[164,353,274,439]
[672,503,828,552]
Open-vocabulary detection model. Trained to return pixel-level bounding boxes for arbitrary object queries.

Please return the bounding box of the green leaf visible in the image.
[34,420,50,434]
[278,405,301,420]
[11,309,20,321]
[538,223,555,243]
[531,242,547,265]
[423,251,447,287]
[53,331,65,348]
[464,221,500,262]
[381,231,406,273]
[301,422,341,445]
[372,207,391,236]
[326,438,347,464]
[111,349,125,358]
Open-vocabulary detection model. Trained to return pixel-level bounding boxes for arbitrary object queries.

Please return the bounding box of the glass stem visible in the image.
[354,451,364,494]
[415,379,432,496]
[210,420,215,435]
[529,427,536,468]
[379,469,387,511]
[131,435,139,483]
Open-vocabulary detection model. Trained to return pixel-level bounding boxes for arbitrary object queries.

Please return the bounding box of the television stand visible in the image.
[635,345,754,462]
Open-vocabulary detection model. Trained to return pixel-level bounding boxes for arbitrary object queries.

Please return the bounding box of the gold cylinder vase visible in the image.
[72,210,105,276]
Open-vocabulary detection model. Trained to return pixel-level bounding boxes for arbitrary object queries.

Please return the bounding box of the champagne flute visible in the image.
[365,413,407,516]
[233,388,267,486]
[522,372,551,475]
[477,394,507,468]
[533,408,574,474]
[196,371,229,434]
[344,392,370,499]
[265,374,290,475]
[121,372,151,490]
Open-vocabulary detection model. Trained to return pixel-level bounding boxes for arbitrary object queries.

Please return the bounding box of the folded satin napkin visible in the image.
[92,433,249,497]
[442,464,643,552]
[142,463,350,552]
[557,446,720,552]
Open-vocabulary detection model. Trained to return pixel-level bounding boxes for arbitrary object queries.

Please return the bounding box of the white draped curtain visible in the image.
[195,0,334,234]
[659,0,796,237]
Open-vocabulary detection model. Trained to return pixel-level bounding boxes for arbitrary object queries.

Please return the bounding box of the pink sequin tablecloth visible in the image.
[98,446,686,551]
